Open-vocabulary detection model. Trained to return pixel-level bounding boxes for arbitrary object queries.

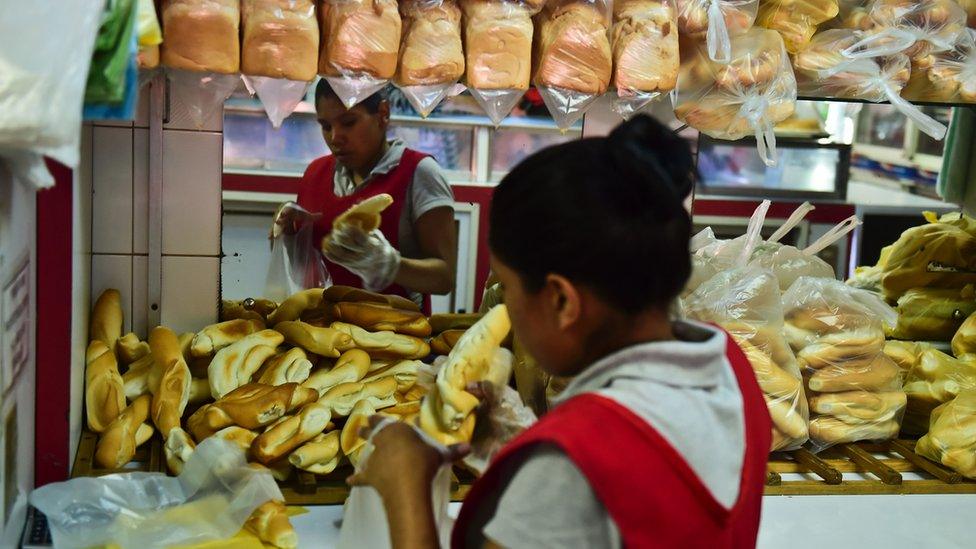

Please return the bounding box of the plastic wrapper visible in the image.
[676,0,758,62]
[915,389,976,478]
[755,0,838,53]
[319,0,402,108]
[782,277,903,451]
[903,28,976,103]
[241,0,319,82]
[244,76,311,128]
[161,0,241,74]
[888,285,976,342]
[683,199,770,297]
[674,28,797,166]
[395,0,465,116]
[533,0,612,128]
[953,309,976,359]
[610,0,678,118]
[85,0,138,106]
[167,69,241,129]
[266,203,331,302]
[879,215,976,301]
[749,205,850,291]
[461,0,536,124]
[136,0,163,70]
[461,382,538,474]
[867,0,967,68]
[29,438,281,549]
[901,348,976,435]
[0,1,103,188]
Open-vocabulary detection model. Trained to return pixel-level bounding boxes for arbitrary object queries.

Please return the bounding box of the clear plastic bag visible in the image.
[867,0,967,66]
[610,0,678,118]
[915,389,976,479]
[462,382,537,474]
[755,0,839,53]
[167,69,241,129]
[319,0,402,108]
[0,1,103,188]
[683,199,770,297]
[241,0,318,82]
[782,276,903,451]
[888,285,976,342]
[266,204,331,302]
[953,309,976,359]
[676,0,759,62]
[902,347,976,436]
[904,28,976,103]
[879,217,976,301]
[674,28,797,166]
[395,0,465,117]
[244,76,312,129]
[29,438,282,549]
[161,0,241,74]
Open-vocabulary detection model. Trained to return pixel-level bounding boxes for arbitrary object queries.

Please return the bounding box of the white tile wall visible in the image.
[161,255,219,333]
[162,130,222,256]
[91,254,133,334]
[133,129,149,254]
[92,126,134,255]
[132,255,148,338]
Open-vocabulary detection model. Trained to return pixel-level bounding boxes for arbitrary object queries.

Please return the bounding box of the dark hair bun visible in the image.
[607,115,695,206]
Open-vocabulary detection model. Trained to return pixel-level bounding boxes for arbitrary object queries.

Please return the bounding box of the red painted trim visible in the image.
[223,172,303,195]
[692,199,856,224]
[35,159,73,486]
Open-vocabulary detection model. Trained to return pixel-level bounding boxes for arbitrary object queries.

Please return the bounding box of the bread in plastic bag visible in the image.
[953,309,976,360]
[888,285,976,342]
[684,264,810,451]
[867,0,967,68]
[755,0,839,53]
[610,0,679,118]
[533,0,612,128]
[266,203,332,302]
[29,438,282,549]
[674,28,797,166]
[684,200,770,297]
[395,0,465,116]
[916,389,976,479]
[676,0,758,62]
[880,218,976,301]
[902,347,976,435]
[241,0,319,82]
[319,0,401,108]
[782,276,904,451]
[903,28,976,103]
[161,0,241,74]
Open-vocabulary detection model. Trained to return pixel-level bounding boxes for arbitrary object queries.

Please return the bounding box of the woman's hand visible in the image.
[269,202,318,241]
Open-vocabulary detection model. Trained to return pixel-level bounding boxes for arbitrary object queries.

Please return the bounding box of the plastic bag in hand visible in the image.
[915,389,976,479]
[755,0,839,53]
[395,0,465,116]
[676,0,758,62]
[685,264,809,451]
[241,0,318,81]
[320,0,401,107]
[610,0,679,118]
[266,204,331,302]
[29,438,281,549]
[674,28,796,166]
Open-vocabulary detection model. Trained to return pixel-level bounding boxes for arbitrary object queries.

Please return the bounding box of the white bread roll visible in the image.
[276,321,353,359]
[258,348,313,386]
[213,425,259,452]
[116,333,150,365]
[245,500,298,549]
[809,416,900,444]
[807,354,902,393]
[164,427,196,475]
[252,402,332,463]
[148,327,192,437]
[302,348,371,396]
[190,319,265,358]
[329,322,430,360]
[289,430,342,474]
[91,289,123,352]
[187,382,318,440]
[267,288,325,326]
[86,341,126,433]
[318,376,398,417]
[361,360,422,393]
[340,399,376,466]
[208,329,284,398]
[809,390,907,424]
[95,395,152,469]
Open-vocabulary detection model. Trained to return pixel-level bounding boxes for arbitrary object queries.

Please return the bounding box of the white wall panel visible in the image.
[91,126,134,255]
[90,254,133,334]
[133,129,149,255]
[161,255,219,333]
[162,130,222,256]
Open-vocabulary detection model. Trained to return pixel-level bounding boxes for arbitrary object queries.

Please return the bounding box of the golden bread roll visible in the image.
[116,333,150,365]
[330,302,432,337]
[461,0,534,90]
[401,383,428,403]
[188,382,318,440]
[91,289,123,352]
[809,416,900,444]
[245,500,298,549]
[323,285,420,312]
[431,329,466,356]
[734,339,803,399]
[916,390,976,478]
[190,319,265,358]
[362,360,422,393]
[755,0,838,53]
[611,0,679,93]
[953,309,976,359]
[807,354,902,393]
[123,354,154,401]
[148,327,192,437]
[268,288,325,326]
[796,330,885,370]
[188,378,212,405]
[764,394,809,440]
[319,376,398,417]
[809,391,906,423]
[330,322,430,360]
[318,0,401,78]
[302,349,371,396]
[429,313,482,334]
[885,340,925,371]
[341,399,376,466]
[888,286,976,341]
[161,0,241,74]
[276,321,352,359]
[419,393,477,445]
[382,400,422,417]
[396,0,465,86]
[252,402,332,464]
[95,395,153,469]
[208,329,285,398]
[258,348,314,386]
[241,0,318,81]
[289,430,342,474]
[213,425,259,452]
[86,340,126,433]
[221,299,277,323]
[786,303,874,334]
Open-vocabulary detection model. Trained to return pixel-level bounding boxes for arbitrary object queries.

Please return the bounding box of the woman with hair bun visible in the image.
[349,115,772,548]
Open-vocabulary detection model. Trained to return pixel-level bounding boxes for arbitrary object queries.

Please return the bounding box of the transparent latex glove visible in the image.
[324,224,401,291]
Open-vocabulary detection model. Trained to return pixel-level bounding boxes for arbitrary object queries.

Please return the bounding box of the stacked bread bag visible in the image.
[782,277,905,450]
[394,0,465,116]
[916,389,976,479]
[755,0,838,53]
[674,27,796,166]
[675,0,758,62]
[607,0,679,117]
[903,28,976,103]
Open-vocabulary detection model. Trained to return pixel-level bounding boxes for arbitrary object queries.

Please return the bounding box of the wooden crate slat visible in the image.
[888,439,963,484]
[837,444,902,485]
[792,448,843,484]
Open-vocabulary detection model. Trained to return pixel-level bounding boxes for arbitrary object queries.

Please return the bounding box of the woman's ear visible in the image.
[545,274,581,331]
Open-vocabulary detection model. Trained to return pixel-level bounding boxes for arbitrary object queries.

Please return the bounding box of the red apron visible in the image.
[452,332,772,549]
[295,149,427,304]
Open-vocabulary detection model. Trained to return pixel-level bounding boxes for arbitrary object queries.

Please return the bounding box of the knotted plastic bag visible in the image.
[676,0,758,62]
[916,389,976,479]
[866,0,967,68]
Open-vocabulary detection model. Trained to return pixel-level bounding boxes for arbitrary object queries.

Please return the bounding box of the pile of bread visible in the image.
[85,283,511,547]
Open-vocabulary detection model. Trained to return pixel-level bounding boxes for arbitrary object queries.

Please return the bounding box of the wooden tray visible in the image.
[71,430,166,477]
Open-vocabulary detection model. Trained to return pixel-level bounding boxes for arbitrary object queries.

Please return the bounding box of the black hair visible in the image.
[314,78,387,113]
[488,115,695,314]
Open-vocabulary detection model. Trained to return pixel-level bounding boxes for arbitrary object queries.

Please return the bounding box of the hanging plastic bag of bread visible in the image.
[136,0,163,70]
[888,285,976,342]
[461,0,540,124]
[683,199,770,298]
[903,28,976,103]
[684,201,810,452]
[901,347,976,435]
[866,0,967,70]
[781,277,905,451]
[673,28,797,167]
[239,0,318,128]
[916,389,976,479]
[676,0,758,62]
[29,438,282,548]
[960,0,976,28]
[755,0,838,53]
[161,0,240,73]
[609,0,680,119]
[394,0,465,117]
[319,0,402,108]
[531,0,612,128]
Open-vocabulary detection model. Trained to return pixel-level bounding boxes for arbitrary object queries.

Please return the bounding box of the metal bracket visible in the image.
[147,72,165,329]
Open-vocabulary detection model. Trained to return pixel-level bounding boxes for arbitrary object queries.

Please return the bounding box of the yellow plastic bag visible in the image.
[136,0,162,46]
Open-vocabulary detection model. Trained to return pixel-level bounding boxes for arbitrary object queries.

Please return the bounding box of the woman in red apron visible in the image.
[273,81,457,311]
[349,115,772,548]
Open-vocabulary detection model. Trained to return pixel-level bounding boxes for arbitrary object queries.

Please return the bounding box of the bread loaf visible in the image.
[252,402,332,463]
[189,382,318,439]
[383,400,422,417]
[164,427,196,475]
[755,0,839,53]
[396,0,465,86]
[190,319,265,358]
[796,330,885,370]
[461,0,534,90]
[330,302,432,337]
[318,0,401,78]
[91,289,123,352]
[221,299,264,323]
[676,0,755,36]
[319,376,398,416]
[808,391,906,423]
[123,354,154,401]
[807,354,902,393]
[323,284,420,312]
[362,360,422,393]
[208,329,284,398]
[302,348,371,396]
[764,394,809,440]
[213,425,259,452]
[95,395,153,469]
[289,430,341,474]
[809,416,900,444]
[161,0,241,74]
[86,341,126,433]
[258,348,314,386]
[276,321,353,359]
[611,0,678,93]
[116,333,150,365]
[268,288,325,326]
[188,378,212,404]
[341,399,376,466]
[431,329,465,355]
[241,0,319,81]
[149,327,192,437]
[330,322,430,360]
[533,0,612,95]
[429,313,482,334]
[245,500,298,549]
